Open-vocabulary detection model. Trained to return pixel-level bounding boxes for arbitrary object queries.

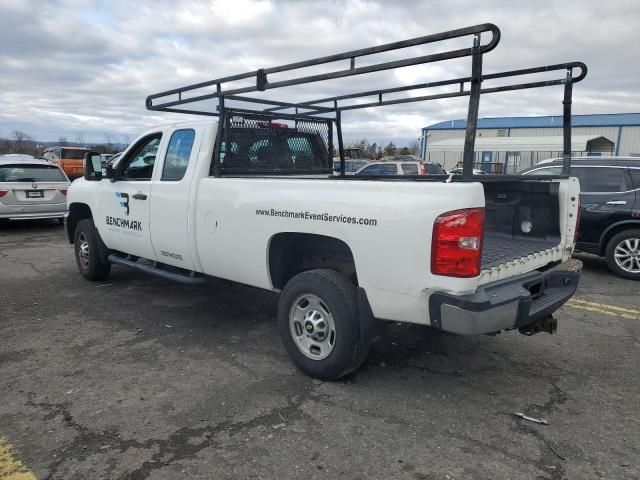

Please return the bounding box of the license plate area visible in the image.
[26,190,44,198]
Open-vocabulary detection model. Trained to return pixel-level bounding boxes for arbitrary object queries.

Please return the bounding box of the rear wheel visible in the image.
[605,229,640,280]
[278,269,370,380]
[74,218,111,281]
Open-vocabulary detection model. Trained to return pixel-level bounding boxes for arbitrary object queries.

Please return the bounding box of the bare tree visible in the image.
[75,132,85,146]
[408,140,420,156]
[12,130,33,154]
[121,134,131,149]
[383,141,397,157]
[58,136,68,146]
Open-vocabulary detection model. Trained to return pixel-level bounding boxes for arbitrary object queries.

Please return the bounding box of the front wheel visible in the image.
[605,229,640,280]
[277,269,370,380]
[74,218,111,281]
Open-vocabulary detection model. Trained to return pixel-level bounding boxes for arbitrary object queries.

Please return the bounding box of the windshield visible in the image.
[61,148,89,160]
[0,164,67,182]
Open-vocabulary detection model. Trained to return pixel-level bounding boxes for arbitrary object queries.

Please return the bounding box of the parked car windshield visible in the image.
[0,164,67,182]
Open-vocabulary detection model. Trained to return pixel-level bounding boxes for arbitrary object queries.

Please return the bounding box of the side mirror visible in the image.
[84,151,103,181]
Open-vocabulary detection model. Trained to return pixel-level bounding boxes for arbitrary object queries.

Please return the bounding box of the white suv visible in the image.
[0,157,70,224]
[355,161,445,176]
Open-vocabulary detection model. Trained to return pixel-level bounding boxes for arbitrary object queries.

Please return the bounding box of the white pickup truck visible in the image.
[66,24,586,379]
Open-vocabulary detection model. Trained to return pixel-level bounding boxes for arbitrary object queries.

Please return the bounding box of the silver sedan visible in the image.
[0,157,70,224]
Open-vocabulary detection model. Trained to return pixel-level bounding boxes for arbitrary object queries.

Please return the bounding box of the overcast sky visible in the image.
[1,0,639,146]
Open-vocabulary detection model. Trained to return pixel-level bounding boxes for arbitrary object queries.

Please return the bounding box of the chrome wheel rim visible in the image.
[614,237,640,273]
[78,232,90,269]
[289,294,336,360]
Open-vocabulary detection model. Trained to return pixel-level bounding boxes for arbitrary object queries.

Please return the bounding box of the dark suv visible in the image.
[521,157,640,279]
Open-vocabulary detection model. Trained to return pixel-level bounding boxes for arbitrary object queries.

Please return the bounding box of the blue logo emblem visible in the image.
[115,192,130,216]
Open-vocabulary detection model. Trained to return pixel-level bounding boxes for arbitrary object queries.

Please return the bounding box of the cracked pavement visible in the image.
[0,220,639,479]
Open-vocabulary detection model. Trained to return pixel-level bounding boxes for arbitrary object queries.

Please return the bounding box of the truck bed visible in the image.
[481,232,558,269]
[481,180,562,271]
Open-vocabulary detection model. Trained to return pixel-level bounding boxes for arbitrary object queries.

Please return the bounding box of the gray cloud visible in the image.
[1,0,639,145]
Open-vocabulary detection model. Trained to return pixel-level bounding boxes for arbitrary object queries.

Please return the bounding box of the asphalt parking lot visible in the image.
[0,221,639,480]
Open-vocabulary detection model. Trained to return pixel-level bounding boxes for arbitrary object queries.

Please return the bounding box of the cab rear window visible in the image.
[216,111,331,175]
[0,164,67,182]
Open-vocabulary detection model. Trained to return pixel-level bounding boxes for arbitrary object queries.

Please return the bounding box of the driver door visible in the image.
[98,133,163,260]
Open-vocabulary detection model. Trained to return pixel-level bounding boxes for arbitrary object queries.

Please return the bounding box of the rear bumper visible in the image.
[0,203,67,220]
[428,259,582,335]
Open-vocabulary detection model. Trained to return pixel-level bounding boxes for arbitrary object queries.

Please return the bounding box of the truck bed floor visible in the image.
[481,232,559,270]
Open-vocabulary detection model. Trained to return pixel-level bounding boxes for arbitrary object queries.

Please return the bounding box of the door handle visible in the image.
[132,193,147,200]
[606,200,626,205]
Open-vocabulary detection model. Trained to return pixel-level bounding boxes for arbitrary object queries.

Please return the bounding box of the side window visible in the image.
[162,129,195,181]
[401,163,419,175]
[572,167,629,193]
[526,166,563,176]
[121,134,162,180]
[379,164,397,175]
[357,164,380,175]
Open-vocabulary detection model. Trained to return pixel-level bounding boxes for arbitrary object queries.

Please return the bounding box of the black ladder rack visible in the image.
[146,23,587,180]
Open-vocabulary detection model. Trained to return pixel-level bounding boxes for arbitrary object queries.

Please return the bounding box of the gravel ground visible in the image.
[0,220,638,480]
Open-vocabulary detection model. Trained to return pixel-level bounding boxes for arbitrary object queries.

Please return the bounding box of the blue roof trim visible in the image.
[424,113,640,130]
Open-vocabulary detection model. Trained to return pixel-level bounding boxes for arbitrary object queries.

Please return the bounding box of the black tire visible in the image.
[605,229,640,280]
[277,269,370,380]
[74,218,111,281]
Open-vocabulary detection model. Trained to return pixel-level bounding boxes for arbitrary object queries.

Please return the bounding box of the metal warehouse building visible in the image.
[420,113,640,173]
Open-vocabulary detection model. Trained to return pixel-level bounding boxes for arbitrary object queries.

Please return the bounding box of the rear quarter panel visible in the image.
[194,178,485,324]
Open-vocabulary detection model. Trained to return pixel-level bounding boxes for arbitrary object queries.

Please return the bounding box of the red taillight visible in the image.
[431,208,485,277]
[573,196,582,244]
[59,187,68,196]
[419,163,426,175]
[0,188,8,198]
